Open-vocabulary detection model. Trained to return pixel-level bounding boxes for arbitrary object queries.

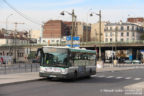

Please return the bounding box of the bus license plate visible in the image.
[49,75,56,77]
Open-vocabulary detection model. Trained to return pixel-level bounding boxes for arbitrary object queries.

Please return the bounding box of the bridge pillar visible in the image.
[101,50,105,61]
[132,49,137,60]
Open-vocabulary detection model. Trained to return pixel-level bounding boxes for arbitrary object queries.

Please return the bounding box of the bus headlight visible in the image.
[61,69,68,74]
[40,66,45,73]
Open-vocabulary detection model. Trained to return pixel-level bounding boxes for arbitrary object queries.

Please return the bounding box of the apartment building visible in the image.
[91,22,105,42]
[104,22,144,43]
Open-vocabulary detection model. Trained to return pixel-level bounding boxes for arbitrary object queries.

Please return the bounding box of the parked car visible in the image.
[132,60,142,64]
[124,60,132,64]
[105,59,112,63]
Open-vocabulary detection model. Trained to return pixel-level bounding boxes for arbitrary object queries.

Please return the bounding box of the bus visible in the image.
[36,46,97,79]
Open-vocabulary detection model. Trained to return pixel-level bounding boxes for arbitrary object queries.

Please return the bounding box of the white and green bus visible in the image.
[37,46,97,79]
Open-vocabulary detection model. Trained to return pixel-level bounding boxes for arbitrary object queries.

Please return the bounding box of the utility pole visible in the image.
[99,10,102,61]
[90,10,102,61]
[13,22,24,63]
[60,9,76,48]
[115,26,118,60]
[71,9,75,48]
[29,30,31,55]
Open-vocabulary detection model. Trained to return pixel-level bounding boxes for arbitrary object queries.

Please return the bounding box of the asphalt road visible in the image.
[0,68,144,96]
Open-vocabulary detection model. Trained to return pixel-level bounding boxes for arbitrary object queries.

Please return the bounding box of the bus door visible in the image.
[77,53,86,75]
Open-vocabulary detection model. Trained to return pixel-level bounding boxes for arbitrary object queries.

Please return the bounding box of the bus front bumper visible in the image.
[39,72,73,79]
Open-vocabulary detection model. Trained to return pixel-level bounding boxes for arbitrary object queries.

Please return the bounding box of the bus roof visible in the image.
[42,46,96,54]
[69,48,96,54]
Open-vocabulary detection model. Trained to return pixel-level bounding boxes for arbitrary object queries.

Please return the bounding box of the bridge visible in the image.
[1,41,144,60]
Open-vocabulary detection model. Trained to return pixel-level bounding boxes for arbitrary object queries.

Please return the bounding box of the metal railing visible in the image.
[0,62,40,75]
[1,40,144,47]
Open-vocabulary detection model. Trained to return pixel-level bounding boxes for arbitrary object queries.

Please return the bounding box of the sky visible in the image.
[0,0,144,31]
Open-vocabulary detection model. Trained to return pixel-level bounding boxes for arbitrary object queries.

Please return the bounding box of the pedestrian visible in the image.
[0,57,3,64]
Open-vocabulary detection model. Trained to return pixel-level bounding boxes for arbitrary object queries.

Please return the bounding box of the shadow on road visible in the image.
[39,76,124,84]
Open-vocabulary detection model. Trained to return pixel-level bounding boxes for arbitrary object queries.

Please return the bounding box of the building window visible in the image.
[110,32,112,37]
[115,26,118,31]
[43,40,46,42]
[121,26,124,30]
[56,40,59,42]
[106,27,108,30]
[6,39,8,44]
[136,27,139,31]
[110,38,112,42]
[132,32,135,36]
[105,38,108,42]
[51,40,55,42]
[132,26,134,31]
[105,33,108,37]
[121,38,124,42]
[13,40,15,44]
[127,38,129,41]
[127,26,129,30]
[110,27,112,31]
[121,32,124,36]
[127,32,129,36]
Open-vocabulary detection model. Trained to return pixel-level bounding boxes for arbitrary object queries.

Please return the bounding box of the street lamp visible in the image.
[90,10,102,61]
[115,26,118,60]
[5,14,13,65]
[6,14,13,34]
[13,22,24,63]
[60,9,77,47]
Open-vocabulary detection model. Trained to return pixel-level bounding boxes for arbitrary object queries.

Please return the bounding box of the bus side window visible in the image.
[69,53,75,66]
[89,54,96,66]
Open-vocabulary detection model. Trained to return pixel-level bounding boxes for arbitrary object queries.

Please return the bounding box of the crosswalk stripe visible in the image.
[116,77,123,79]
[97,75,105,78]
[125,77,132,80]
[91,75,96,77]
[106,76,114,78]
[134,78,142,80]
[93,75,143,81]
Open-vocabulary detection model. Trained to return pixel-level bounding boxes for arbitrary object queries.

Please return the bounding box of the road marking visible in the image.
[116,77,123,79]
[91,75,96,77]
[125,77,132,80]
[106,76,114,78]
[134,78,142,81]
[97,75,105,78]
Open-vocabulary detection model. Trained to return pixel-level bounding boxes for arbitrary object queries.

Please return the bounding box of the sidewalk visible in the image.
[0,72,42,86]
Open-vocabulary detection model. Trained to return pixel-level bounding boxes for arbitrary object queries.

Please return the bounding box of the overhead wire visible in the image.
[2,0,42,26]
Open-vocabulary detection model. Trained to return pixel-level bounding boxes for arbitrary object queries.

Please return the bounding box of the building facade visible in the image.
[31,30,41,44]
[127,17,144,23]
[77,22,91,42]
[0,30,31,63]
[42,20,72,45]
[91,22,105,42]
[104,22,144,43]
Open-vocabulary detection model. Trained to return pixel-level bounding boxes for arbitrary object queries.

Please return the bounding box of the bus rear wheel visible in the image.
[86,69,92,78]
[73,72,77,80]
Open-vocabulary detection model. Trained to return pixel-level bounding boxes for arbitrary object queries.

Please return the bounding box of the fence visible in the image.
[0,62,40,74]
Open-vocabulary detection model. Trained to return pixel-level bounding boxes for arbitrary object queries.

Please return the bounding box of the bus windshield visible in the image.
[41,48,69,67]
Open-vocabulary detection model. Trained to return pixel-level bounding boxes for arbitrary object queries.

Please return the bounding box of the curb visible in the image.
[0,78,44,87]
[97,67,135,72]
